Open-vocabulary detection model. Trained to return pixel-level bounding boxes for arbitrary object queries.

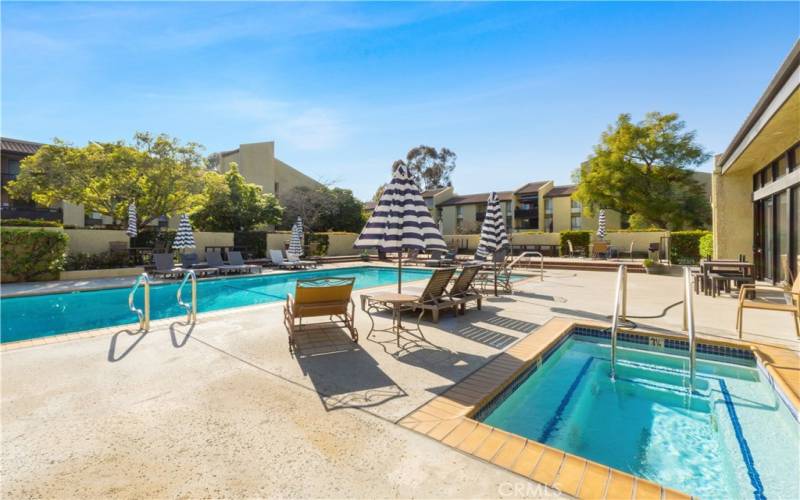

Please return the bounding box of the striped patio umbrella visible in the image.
[173,214,196,251]
[126,203,138,238]
[596,209,607,241]
[354,164,446,292]
[474,192,509,260]
[287,217,304,260]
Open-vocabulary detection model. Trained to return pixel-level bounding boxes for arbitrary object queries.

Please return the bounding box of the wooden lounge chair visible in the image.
[449,265,483,314]
[151,253,183,279]
[228,251,261,274]
[408,267,459,323]
[736,268,800,338]
[283,277,357,354]
[207,250,249,274]
[269,249,315,270]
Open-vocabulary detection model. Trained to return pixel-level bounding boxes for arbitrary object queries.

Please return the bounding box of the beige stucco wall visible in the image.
[64,229,129,255]
[61,202,84,227]
[60,267,145,281]
[274,159,322,196]
[606,231,669,254]
[193,232,234,259]
[265,231,358,256]
[220,142,275,195]
[712,169,753,260]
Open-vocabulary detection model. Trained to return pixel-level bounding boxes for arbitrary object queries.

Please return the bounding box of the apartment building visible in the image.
[0,138,320,228]
[436,181,620,234]
[712,40,799,283]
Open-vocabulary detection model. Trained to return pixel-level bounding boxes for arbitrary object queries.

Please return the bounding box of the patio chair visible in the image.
[284,277,357,354]
[228,251,262,274]
[474,251,513,294]
[179,253,219,278]
[620,241,635,261]
[423,250,457,267]
[566,240,585,258]
[207,250,249,274]
[269,249,315,270]
[151,253,183,279]
[736,270,800,338]
[407,267,459,323]
[591,241,610,259]
[448,265,483,314]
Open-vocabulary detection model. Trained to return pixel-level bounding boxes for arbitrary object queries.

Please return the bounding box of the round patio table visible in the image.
[361,292,423,346]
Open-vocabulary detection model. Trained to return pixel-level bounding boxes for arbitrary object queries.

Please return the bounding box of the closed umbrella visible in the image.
[173,214,196,251]
[474,192,510,295]
[287,217,304,260]
[596,209,607,241]
[126,203,138,238]
[354,164,446,292]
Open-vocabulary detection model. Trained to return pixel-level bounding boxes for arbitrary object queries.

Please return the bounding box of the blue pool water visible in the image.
[480,336,800,499]
[0,266,436,343]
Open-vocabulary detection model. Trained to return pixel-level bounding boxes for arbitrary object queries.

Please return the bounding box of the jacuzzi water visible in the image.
[479,335,799,499]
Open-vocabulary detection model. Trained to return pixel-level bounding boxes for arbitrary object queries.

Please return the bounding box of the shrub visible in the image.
[699,233,713,260]
[2,218,62,228]
[670,230,711,264]
[1,228,69,282]
[559,231,591,256]
[130,229,175,252]
[307,233,329,256]
[64,251,132,271]
[234,231,267,258]
[642,258,654,267]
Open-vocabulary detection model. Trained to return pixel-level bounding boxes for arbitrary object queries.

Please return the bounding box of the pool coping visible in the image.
[397,317,800,500]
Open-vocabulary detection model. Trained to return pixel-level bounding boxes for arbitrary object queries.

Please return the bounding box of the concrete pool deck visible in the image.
[1,267,798,498]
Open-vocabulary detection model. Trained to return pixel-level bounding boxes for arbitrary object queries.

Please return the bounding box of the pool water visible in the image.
[0,266,436,343]
[480,336,799,499]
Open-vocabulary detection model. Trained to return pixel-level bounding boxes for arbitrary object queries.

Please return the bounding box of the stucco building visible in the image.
[712,41,799,283]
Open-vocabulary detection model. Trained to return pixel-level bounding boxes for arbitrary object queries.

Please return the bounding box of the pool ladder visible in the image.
[608,264,697,392]
[508,251,545,281]
[128,273,151,331]
[177,270,197,324]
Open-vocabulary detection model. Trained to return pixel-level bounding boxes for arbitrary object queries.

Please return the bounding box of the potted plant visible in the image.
[642,258,666,275]
[360,249,370,262]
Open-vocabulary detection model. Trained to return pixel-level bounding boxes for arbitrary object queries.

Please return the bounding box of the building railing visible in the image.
[0,206,63,221]
[514,208,537,217]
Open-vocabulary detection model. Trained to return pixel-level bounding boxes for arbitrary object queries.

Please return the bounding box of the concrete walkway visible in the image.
[1,268,797,498]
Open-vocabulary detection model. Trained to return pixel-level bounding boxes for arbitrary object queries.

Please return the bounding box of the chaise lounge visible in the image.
[283,276,357,355]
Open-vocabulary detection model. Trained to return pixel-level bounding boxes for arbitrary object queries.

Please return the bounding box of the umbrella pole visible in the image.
[493,260,498,297]
[398,251,402,293]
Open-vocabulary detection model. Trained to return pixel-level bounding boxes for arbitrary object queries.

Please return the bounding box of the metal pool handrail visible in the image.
[609,264,627,380]
[177,269,197,324]
[508,251,544,281]
[682,266,697,391]
[128,273,151,331]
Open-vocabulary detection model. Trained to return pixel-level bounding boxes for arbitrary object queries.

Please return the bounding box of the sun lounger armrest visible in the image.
[286,292,295,314]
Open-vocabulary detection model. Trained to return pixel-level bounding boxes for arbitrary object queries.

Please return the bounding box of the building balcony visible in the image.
[0,205,63,222]
[514,208,537,218]
[476,212,486,221]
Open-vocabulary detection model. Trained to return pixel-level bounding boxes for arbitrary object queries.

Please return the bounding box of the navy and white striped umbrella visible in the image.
[596,209,607,241]
[173,214,196,250]
[354,164,447,291]
[287,217,304,260]
[474,192,509,260]
[126,203,138,238]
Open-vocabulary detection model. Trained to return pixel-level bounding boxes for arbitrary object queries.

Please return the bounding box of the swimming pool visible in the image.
[478,333,799,499]
[0,266,436,343]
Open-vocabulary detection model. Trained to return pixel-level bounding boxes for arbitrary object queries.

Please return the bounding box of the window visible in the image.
[777,156,788,179]
[274,182,280,195]
[571,199,581,213]
[571,215,581,230]
[544,198,553,215]
[456,206,463,219]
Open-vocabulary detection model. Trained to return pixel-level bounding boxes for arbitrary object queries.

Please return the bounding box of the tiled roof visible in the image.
[1,137,44,155]
[438,191,514,206]
[514,181,547,194]
[545,185,577,197]
[218,148,240,156]
[420,187,447,198]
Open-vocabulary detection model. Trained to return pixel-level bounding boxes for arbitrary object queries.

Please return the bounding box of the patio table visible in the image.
[700,260,754,296]
[360,292,424,347]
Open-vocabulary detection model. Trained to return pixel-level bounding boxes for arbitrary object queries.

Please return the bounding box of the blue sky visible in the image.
[2,2,798,200]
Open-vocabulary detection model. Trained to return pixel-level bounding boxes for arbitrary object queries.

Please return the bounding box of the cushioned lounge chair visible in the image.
[283,277,357,354]
[207,251,249,274]
[269,249,315,270]
[179,253,219,277]
[151,253,183,279]
[228,251,261,274]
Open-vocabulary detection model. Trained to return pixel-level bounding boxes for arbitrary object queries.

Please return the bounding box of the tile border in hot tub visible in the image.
[398,317,800,500]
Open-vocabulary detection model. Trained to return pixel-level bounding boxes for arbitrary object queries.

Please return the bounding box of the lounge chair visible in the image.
[207,250,249,274]
[591,241,610,259]
[151,253,183,279]
[423,250,457,268]
[449,265,483,314]
[228,251,261,274]
[180,253,219,277]
[566,239,585,258]
[736,265,799,338]
[408,267,459,323]
[283,277,357,354]
[619,241,635,261]
[269,249,316,270]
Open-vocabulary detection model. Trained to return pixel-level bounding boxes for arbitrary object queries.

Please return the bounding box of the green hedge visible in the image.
[670,230,711,264]
[559,231,591,256]
[234,231,267,258]
[699,233,713,260]
[64,252,132,271]
[307,233,329,256]
[1,228,69,282]
[2,218,62,228]
[130,229,175,252]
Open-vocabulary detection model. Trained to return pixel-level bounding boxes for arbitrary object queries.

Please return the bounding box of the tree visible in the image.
[280,185,366,232]
[574,112,711,230]
[394,146,456,190]
[191,164,283,232]
[7,132,206,228]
